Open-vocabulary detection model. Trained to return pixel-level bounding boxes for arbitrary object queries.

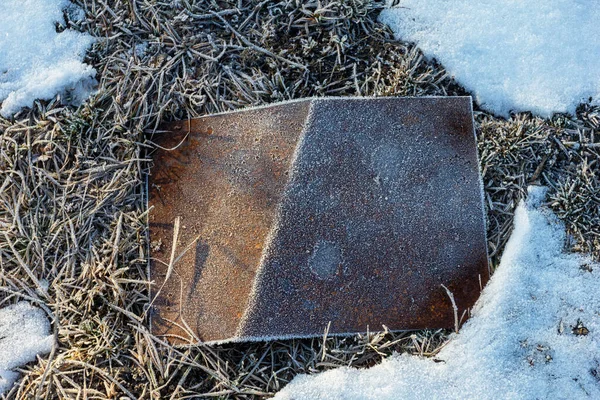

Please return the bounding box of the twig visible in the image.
[441,284,460,334]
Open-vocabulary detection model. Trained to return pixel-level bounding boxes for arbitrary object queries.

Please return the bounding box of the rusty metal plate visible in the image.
[148,97,489,344]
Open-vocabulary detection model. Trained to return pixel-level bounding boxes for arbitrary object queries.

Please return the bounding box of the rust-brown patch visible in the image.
[148,97,489,344]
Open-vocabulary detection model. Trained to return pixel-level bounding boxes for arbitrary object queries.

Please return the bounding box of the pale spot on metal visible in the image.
[309,240,342,280]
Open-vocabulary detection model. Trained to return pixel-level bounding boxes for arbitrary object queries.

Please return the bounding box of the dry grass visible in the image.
[0,0,598,398]
[479,107,600,265]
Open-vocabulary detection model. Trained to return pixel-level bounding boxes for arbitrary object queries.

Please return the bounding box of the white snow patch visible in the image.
[379,1,600,117]
[0,302,53,395]
[0,0,96,117]
[275,186,600,399]
[129,41,149,58]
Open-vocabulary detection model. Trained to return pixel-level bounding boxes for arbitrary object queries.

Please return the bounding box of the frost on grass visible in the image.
[0,302,53,395]
[275,187,600,399]
[379,1,600,117]
[0,0,96,117]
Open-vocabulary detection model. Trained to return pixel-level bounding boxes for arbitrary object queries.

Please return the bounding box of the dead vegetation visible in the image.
[478,107,600,265]
[0,0,598,398]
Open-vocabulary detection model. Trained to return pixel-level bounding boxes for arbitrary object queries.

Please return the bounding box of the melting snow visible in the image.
[379,1,600,117]
[0,302,53,395]
[0,0,96,117]
[275,187,600,399]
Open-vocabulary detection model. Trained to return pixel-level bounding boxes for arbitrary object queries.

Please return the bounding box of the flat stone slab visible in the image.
[148,97,489,344]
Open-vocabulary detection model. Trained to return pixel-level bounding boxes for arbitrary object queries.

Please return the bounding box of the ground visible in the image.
[0,0,598,398]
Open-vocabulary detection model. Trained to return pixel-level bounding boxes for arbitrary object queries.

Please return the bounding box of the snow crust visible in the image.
[0,0,96,117]
[379,1,600,117]
[0,302,53,395]
[275,187,600,399]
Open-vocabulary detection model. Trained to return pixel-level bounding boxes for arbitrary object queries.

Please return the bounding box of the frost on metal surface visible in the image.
[148,97,488,344]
